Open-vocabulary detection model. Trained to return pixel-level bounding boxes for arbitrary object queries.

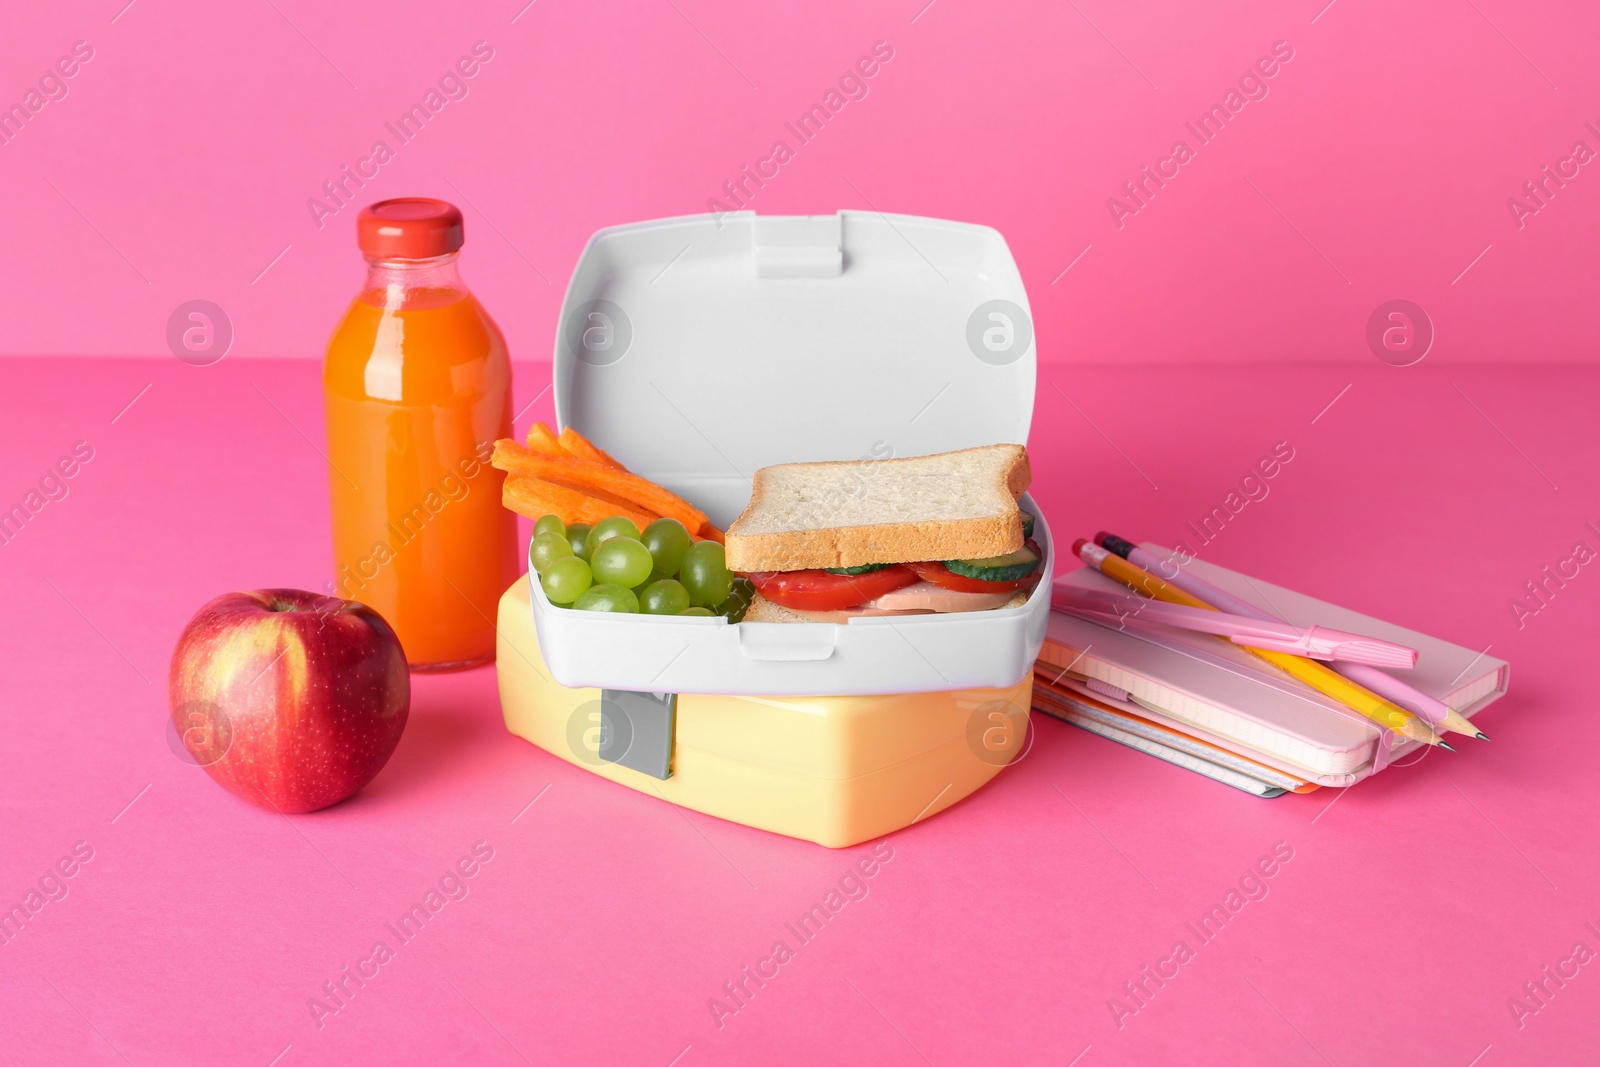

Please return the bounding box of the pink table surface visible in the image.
[3,356,1597,1067]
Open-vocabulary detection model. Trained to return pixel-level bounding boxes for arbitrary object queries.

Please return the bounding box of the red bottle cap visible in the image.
[356,198,464,260]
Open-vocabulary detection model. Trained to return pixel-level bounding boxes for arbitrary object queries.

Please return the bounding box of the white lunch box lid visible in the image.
[553,211,1035,510]
[534,210,1049,696]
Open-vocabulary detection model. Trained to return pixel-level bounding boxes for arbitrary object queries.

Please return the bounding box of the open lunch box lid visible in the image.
[535,210,1051,696]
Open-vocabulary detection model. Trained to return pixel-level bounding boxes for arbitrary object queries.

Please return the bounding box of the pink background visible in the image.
[1,0,1598,362]
[5,358,1598,1065]
[6,1,1600,1064]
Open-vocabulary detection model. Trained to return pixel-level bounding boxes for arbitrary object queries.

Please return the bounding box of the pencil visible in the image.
[1073,540,1451,749]
[1094,532,1488,741]
[1436,707,1486,740]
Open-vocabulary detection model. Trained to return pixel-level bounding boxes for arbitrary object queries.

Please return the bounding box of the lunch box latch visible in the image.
[599,689,677,779]
[752,214,842,278]
[737,622,838,662]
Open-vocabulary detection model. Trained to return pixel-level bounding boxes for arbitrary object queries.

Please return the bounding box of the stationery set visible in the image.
[1034,535,1509,796]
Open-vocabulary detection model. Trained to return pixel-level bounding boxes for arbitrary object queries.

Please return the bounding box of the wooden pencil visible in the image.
[1073,540,1451,749]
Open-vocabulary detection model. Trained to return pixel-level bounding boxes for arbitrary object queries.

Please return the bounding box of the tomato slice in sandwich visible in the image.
[905,541,1045,594]
[745,565,918,612]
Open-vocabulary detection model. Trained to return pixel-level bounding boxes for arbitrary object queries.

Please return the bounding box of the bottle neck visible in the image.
[362,252,468,310]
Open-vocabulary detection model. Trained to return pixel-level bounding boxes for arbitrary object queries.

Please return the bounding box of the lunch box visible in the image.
[495,210,1050,847]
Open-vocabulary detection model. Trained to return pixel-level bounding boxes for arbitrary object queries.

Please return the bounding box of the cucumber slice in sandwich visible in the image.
[1020,510,1035,539]
[944,545,1040,582]
[823,563,892,575]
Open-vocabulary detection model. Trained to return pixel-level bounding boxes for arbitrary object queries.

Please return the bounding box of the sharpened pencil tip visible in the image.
[1438,741,1457,752]
[1474,731,1490,741]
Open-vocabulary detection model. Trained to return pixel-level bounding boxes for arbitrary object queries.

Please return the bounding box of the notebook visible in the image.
[1032,678,1313,797]
[1037,544,1510,787]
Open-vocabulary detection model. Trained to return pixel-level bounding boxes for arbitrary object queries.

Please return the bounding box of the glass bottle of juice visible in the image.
[323,198,515,670]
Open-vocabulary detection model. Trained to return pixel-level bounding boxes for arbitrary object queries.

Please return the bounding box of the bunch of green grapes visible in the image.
[530,515,749,620]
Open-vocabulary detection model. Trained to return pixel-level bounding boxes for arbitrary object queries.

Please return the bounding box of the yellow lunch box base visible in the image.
[496,576,1032,848]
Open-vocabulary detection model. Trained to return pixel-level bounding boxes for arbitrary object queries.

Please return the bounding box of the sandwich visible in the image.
[724,444,1043,622]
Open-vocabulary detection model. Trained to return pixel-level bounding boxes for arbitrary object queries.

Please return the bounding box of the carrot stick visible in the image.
[557,426,623,469]
[525,423,563,455]
[492,440,708,533]
[495,442,660,518]
[697,523,725,544]
[501,474,656,529]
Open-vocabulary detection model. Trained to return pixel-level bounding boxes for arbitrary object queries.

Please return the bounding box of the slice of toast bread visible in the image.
[725,444,1031,572]
[743,594,828,623]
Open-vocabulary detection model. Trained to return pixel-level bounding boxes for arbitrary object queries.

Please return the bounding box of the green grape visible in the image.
[573,584,639,612]
[533,514,566,539]
[541,556,593,605]
[590,537,654,589]
[589,516,640,547]
[641,518,692,577]
[679,540,732,607]
[567,523,594,561]
[530,532,573,575]
[638,579,691,615]
[680,606,715,617]
[715,575,756,622]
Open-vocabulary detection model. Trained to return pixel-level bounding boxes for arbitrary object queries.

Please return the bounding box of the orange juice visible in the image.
[323,198,515,670]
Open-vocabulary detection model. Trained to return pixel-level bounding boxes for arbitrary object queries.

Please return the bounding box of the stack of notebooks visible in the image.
[1034,543,1509,797]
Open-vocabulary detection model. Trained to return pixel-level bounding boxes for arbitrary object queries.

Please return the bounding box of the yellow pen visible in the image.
[1073,540,1451,750]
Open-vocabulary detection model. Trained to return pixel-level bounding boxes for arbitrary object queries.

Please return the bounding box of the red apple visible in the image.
[168,589,409,813]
